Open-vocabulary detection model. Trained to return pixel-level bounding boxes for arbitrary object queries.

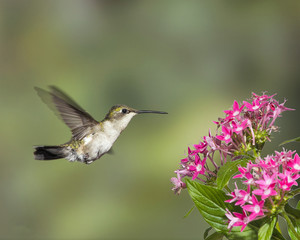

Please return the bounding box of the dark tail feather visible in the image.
[34,145,67,160]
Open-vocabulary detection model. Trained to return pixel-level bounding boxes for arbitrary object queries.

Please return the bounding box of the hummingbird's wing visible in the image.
[35,86,99,140]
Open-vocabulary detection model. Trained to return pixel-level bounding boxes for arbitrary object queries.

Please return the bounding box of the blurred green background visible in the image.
[1,1,300,239]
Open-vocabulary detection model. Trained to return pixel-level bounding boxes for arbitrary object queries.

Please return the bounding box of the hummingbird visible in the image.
[33,86,168,164]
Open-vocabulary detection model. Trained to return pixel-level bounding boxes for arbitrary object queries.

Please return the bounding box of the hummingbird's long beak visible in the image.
[136,110,168,114]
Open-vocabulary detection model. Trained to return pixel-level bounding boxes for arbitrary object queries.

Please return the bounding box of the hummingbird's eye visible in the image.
[122,108,128,114]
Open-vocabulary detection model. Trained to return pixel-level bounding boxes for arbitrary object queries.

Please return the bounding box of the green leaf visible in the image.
[284,203,300,239]
[288,227,298,240]
[205,231,224,240]
[204,227,213,239]
[289,189,300,197]
[186,179,231,232]
[297,200,300,210]
[226,231,258,240]
[249,218,285,240]
[282,210,300,240]
[184,205,195,218]
[288,215,300,240]
[258,216,277,240]
[186,179,257,239]
[216,158,248,190]
[285,202,300,220]
[275,221,282,235]
[271,228,286,240]
[186,180,285,240]
[279,136,300,146]
[228,218,284,240]
[287,215,300,240]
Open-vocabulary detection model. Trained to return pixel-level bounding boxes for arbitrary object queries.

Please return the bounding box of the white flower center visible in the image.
[266,179,272,185]
[294,164,300,170]
[233,111,239,116]
[282,185,288,190]
[225,135,230,140]
[264,189,271,195]
[254,205,261,213]
[196,164,202,172]
[246,179,254,185]
[253,105,259,110]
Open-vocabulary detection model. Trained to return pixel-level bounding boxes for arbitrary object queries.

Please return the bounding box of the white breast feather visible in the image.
[74,112,136,162]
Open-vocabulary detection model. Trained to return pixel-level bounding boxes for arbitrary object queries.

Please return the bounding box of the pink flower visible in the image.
[188,147,198,156]
[278,177,294,191]
[233,162,257,186]
[216,126,232,144]
[188,155,206,180]
[252,92,276,101]
[193,141,208,154]
[287,153,300,172]
[270,101,295,124]
[232,120,248,134]
[243,172,256,186]
[204,134,218,150]
[226,184,251,206]
[242,195,265,220]
[171,92,295,202]
[233,162,256,179]
[225,209,241,230]
[243,99,263,112]
[181,157,188,164]
[255,171,277,189]
[233,166,248,179]
[171,176,186,195]
[225,209,250,232]
[252,187,277,200]
[274,149,295,163]
[258,156,278,170]
[224,100,244,120]
[278,171,299,191]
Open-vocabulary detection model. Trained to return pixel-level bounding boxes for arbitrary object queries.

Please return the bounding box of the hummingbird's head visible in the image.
[105,105,137,121]
[105,104,167,131]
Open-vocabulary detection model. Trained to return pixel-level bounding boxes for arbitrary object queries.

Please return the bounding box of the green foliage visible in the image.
[216,158,248,190]
[204,227,213,239]
[287,217,300,240]
[285,202,300,220]
[183,205,195,218]
[186,179,288,240]
[186,179,258,239]
[205,231,224,240]
[186,179,230,232]
[280,136,300,146]
[258,216,277,240]
[284,202,300,239]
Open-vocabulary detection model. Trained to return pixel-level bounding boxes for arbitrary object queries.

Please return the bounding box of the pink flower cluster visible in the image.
[214,93,293,153]
[225,150,300,231]
[171,131,221,194]
[171,93,294,194]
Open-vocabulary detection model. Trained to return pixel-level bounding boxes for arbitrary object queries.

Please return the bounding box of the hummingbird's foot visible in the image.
[85,160,93,165]
[82,153,93,164]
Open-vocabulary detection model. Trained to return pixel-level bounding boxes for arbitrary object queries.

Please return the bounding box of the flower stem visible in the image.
[208,154,218,170]
[205,169,217,177]
[281,211,300,239]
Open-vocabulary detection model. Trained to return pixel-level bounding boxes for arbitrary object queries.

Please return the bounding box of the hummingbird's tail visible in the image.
[33,145,67,160]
